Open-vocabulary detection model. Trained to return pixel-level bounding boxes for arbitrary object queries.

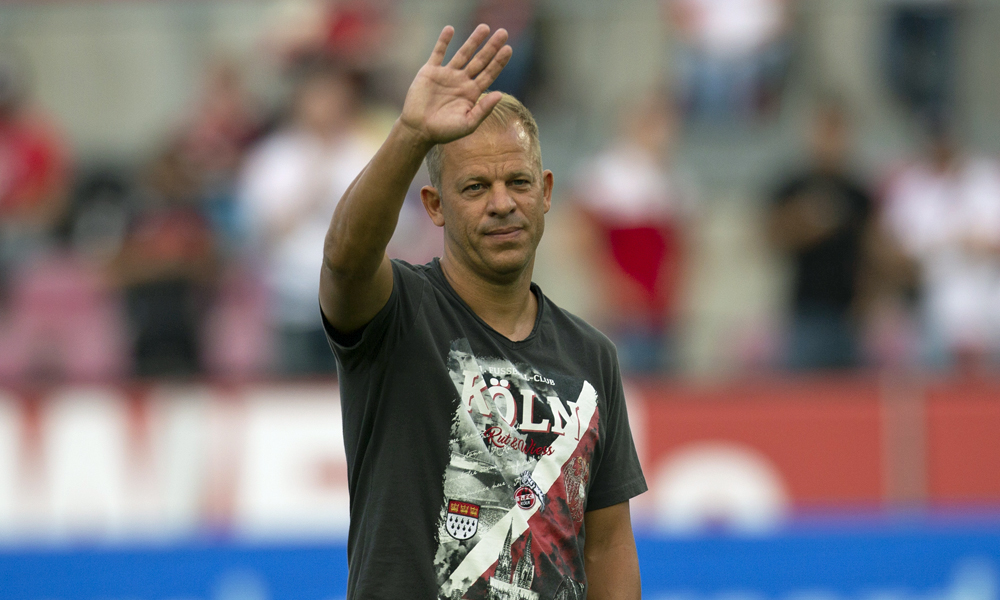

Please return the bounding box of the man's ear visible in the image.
[542,170,554,214]
[421,186,446,227]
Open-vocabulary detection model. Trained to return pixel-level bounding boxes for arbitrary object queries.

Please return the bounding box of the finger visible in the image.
[427,26,454,66]
[467,90,503,127]
[474,44,513,90]
[464,28,509,78]
[447,23,490,70]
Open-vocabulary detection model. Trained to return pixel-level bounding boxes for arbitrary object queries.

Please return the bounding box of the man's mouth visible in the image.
[484,226,524,238]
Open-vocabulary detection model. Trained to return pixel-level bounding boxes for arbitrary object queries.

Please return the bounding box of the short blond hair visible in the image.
[426,92,541,190]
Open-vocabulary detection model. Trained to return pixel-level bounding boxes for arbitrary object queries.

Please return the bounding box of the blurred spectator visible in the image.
[264,0,389,69]
[883,0,960,122]
[664,0,793,123]
[0,167,131,384]
[0,243,128,383]
[0,52,117,384]
[111,144,217,379]
[0,51,70,300]
[239,59,376,376]
[882,118,1000,370]
[571,91,697,374]
[64,170,132,266]
[469,0,543,103]
[386,173,443,266]
[319,0,391,73]
[768,99,875,371]
[261,0,394,104]
[176,58,262,253]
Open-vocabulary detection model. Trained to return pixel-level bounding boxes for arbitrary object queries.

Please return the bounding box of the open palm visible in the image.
[400,25,513,145]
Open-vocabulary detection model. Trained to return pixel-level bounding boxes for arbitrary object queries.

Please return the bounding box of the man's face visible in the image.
[422,120,553,282]
[296,74,353,136]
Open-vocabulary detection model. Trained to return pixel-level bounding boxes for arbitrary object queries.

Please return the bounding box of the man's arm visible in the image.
[320,24,511,334]
[585,501,641,600]
[768,192,840,251]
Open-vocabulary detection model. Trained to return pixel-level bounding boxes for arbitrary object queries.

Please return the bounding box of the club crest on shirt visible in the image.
[514,485,536,509]
[513,470,545,511]
[445,500,480,540]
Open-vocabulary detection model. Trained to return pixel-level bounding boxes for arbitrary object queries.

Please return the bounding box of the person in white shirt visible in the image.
[665,0,791,121]
[239,60,377,375]
[883,120,1000,367]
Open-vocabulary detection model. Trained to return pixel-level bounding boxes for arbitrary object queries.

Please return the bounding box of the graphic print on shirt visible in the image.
[433,339,599,600]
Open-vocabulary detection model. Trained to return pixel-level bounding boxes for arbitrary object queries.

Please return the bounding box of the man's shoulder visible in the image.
[389,257,436,283]
[387,258,445,308]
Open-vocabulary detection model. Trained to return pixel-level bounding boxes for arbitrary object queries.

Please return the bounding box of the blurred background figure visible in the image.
[572,91,697,374]
[262,0,395,105]
[664,0,793,123]
[881,117,1000,371]
[313,0,391,72]
[467,0,544,104]
[883,0,960,122]
[110,143,217,379]
[767,98,875,371]
[0,51,127,382]
[239,58,376,377]
[169,59,272,380]
[384,173,444,267]
[0,51,70,300]
[175,58,262,255]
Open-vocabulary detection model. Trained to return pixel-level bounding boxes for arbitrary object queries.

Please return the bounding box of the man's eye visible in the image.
[510,179,530,187]
[464,183,484,192]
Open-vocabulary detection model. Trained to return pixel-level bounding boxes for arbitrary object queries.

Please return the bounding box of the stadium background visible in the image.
[1,0,1000,598]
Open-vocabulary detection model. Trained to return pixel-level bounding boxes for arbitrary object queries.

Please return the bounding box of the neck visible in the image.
[440,254,538,342]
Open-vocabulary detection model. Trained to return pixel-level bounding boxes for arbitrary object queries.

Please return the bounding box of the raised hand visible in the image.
[320,25,514,334]
[400,24,512,146]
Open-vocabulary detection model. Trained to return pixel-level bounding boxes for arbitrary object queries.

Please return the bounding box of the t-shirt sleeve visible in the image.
[322,260,426,371]
[585,349,647,512]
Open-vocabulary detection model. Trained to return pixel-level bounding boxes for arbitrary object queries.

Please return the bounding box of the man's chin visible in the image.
[480,251,533,279]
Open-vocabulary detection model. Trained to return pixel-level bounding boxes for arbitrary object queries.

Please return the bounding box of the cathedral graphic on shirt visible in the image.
[488,525,538,600]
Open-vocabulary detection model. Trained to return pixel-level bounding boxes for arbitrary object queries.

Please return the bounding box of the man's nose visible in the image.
[487,184,516,216]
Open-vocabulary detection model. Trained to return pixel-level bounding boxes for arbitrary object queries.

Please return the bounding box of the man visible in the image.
[768,99,874,370]
[321,25,646,599]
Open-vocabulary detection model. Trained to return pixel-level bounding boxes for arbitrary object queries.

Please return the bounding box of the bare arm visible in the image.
[768,193,838,252]
[320,24,512,333]
[585,501,641,600]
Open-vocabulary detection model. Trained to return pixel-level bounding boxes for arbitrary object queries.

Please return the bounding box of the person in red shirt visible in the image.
[572,92,698,373]
[0,53,70,290]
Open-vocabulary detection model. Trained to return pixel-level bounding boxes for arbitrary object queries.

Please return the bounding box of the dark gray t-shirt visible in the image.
[325,258,647,600]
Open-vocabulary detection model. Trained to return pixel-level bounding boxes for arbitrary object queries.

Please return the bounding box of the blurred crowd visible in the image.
[0,0,996,382]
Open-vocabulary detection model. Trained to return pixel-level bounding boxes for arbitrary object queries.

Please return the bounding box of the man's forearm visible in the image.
[324,119,433,279]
